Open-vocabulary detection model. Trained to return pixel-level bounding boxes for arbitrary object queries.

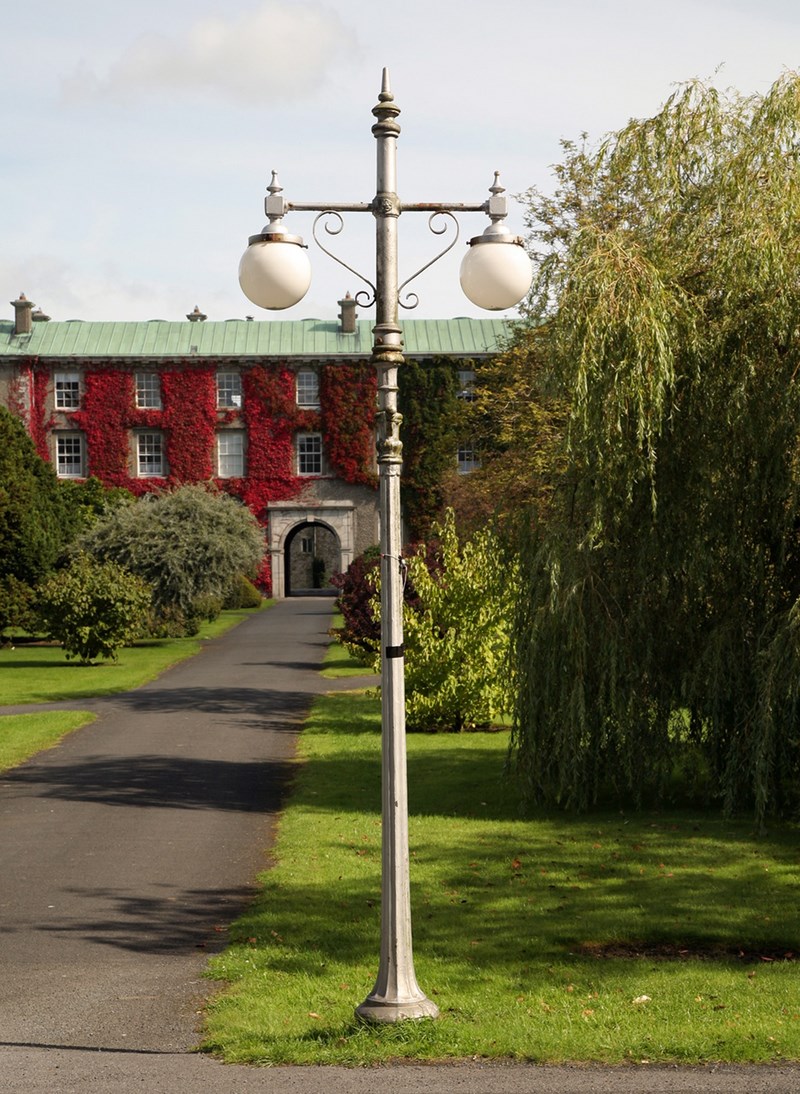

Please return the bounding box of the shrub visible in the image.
[401,510,516,731]
[330,546,381,660]
[36,554,151,663]
[223,574,263,610]
[77,484,264,634]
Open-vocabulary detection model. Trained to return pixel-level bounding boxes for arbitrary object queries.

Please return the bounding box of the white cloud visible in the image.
[60,1,357,105]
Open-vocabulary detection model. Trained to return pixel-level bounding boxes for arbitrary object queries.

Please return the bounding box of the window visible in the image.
[217,372,242,408]
[457,444,481,475]
[457,368,476,401]
[54,373,80,410]
[297,433,323,475]
[217,431,245,478]
[300,534,314,554]
[296,369,320,407]
[56,433,84,478]
[135,372,162,409]
[137,432,165,477]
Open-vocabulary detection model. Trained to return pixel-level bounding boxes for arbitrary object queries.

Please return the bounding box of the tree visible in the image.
[59,476,133,536]
[77,484,265,633]
[441,326,568,536]
[36,554,150,663]
[511,73,800,822]
[0,407,75,588]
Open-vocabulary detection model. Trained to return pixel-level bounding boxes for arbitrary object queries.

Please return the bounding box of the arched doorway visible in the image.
[283,520,340,597]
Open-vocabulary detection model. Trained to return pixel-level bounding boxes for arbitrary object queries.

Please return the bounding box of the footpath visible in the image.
[0,598,797,1093]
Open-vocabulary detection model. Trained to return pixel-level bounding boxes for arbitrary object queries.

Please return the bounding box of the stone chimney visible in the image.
[11,293,35,335]
[187,305,207,322]
[32,308,51,323]
[338,291,358,334]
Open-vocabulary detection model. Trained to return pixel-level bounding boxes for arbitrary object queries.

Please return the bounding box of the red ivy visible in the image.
[320,363,377,486]
[73,370,134,485]
[30,364,55,460]
[161,367,216,481]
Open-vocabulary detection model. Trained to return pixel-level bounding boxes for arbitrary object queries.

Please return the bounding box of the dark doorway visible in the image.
[283,521,340,597]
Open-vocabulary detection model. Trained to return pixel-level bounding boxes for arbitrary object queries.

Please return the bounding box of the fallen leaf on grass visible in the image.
[632,995,651,1005]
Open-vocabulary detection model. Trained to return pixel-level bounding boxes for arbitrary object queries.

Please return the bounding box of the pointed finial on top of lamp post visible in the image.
[379,67,393,101]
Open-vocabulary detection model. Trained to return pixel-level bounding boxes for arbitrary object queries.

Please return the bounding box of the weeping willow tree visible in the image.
[511,73,800,822]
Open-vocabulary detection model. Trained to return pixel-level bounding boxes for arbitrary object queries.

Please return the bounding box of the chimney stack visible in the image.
[338,291,358,334]
[187,305,207,322]
[11,293,35,335]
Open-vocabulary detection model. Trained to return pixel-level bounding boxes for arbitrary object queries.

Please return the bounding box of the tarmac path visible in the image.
[0,597,798,1092]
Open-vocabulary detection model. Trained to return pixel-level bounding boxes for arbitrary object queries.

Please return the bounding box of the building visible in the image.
[0,293,508,596]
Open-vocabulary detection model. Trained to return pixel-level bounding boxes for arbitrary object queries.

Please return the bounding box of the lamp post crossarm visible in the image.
[283,199,493,312]
[285,200,487,214]
[286,201,372,214]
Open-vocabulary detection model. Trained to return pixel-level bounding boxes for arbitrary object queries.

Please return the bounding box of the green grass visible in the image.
[0,711,97,771]
[202,690,800,1066]
[0,605,271,706]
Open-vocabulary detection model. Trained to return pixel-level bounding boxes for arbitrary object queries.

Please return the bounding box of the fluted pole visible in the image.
[355,69,439,1024]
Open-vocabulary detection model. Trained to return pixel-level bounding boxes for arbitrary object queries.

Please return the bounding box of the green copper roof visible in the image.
[0,317,511,360]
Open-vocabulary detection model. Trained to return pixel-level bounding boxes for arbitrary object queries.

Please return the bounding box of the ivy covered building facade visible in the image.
[0,294,507,596]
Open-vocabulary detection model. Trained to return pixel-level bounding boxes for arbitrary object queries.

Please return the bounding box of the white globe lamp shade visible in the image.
[459,230,532,311]
[238,235,312,311]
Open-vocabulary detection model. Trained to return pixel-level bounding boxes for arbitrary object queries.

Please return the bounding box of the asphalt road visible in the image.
[0,597,798,1092]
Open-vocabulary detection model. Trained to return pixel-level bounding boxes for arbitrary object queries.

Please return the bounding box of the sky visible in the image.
[2,0,799,324]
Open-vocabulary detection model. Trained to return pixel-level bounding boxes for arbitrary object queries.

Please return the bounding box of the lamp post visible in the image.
[239,69,531,1024]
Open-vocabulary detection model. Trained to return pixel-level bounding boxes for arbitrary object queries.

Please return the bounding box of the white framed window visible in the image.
[135,372,162,409]
[54,372,80,410]
[457,368,476,401]
[56,433,85,478]
[137,432,165,477]
[457,444,481,475]
[217,431,245,478]
[217,371,242,408]
[297,432,323,476]
[296,369,320,407]
[300,534,314,554]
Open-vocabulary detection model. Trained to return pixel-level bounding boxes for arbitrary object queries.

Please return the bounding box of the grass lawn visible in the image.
[0,605,271,706]
[202,690,800,1066]
[0,711,97,772]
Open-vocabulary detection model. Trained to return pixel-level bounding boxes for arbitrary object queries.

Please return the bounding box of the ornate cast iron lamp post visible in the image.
[238,69,531,1023]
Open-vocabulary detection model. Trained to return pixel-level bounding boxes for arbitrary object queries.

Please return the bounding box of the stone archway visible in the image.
[267,501,356,599]
[283,521,340,597]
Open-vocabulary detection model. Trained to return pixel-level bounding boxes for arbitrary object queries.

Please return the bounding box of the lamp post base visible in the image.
[355,994,440,1024]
